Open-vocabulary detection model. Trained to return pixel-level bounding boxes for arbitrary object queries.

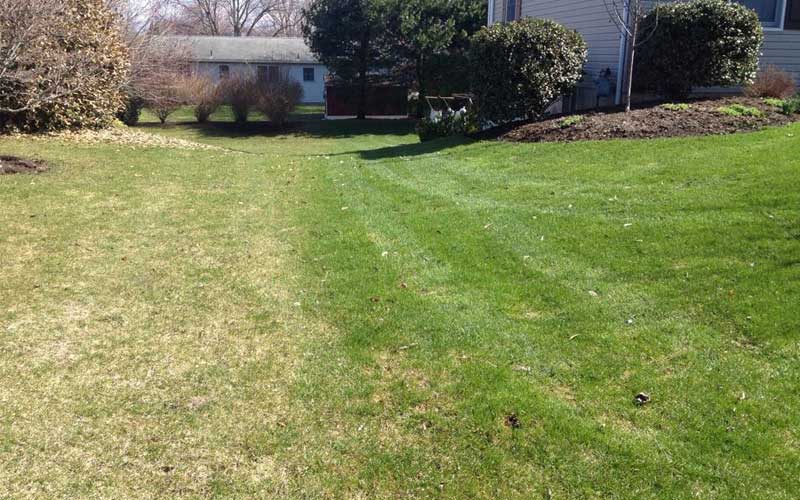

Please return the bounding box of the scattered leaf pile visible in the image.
[21,128,226,151]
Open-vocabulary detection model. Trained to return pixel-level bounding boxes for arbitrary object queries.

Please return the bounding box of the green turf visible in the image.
[1,109,799,498]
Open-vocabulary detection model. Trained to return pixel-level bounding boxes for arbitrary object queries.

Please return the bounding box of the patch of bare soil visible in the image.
[496,97,799,143]
[0,156,47,175]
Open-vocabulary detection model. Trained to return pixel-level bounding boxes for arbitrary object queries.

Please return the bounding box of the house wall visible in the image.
[193,62,329,103]
[762,30,800,80]
[491,0,623,80]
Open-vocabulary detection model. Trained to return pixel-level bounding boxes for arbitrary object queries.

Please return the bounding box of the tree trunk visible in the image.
[415,55,426,119]
[623,16,639,113]
[356,33,369,120]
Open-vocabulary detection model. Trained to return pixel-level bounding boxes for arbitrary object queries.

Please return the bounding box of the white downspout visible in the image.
[615,3,630,106]
[488,0,495,25]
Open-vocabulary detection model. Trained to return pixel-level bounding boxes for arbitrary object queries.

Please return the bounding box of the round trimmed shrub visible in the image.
[634,0,764,99]
[469,18,587,124]
[117,95,145,126]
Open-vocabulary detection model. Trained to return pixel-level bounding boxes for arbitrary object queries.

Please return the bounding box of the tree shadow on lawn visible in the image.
[332,135,473,160]
[138,116,417,140]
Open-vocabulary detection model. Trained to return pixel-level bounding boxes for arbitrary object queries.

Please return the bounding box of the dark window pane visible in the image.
[506,0,517,21]
[738,0,779,25]
[304,67,315,82]
[787,0,800,29]
[219,65,230,79]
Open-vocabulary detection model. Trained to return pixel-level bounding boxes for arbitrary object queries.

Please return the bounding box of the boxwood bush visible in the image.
[469,19,587,124]
[635,0,763,99]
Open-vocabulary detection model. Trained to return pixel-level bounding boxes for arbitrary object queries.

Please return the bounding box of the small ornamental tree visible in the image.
[634,0,764,100]
[181,75,222,123]
[0,0,130,132]
[257,71,304,127]
[219,74,261,124]
[469,18,587,124]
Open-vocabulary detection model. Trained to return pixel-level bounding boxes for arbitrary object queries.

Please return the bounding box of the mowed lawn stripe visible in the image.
[284,125,800,496]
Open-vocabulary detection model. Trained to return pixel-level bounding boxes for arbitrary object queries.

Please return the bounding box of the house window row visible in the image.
[217,65,316,82]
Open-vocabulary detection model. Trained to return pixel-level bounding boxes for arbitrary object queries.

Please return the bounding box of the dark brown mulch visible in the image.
[0,156,48,175]
[495,97,799,143]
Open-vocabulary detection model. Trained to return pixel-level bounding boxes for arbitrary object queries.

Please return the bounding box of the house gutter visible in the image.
[614,3,630,106]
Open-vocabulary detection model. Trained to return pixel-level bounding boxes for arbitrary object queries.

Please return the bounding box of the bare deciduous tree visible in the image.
[169,0,306,36]
[603,0,661,111]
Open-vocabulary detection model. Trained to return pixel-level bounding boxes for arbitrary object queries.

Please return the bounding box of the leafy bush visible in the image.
[781,96,800,115]
[558,115,584,128]
[219,75,260,124]
[182,75,221,123]
[717,104,762,117]
[745,66,797,99]
[469,18,587,124]
[763,98,785,108]
[0,0,129,132]
[257,72,304,126]
[661,103,690,112]
[416,109,476,142]
[635,0,763,100]
[117,95,145,126]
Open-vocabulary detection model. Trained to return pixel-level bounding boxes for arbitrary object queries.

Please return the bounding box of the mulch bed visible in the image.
[0,156,48,175]
[494,97,799,143]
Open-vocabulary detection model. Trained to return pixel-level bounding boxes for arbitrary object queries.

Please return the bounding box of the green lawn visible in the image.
[1,109,799,498]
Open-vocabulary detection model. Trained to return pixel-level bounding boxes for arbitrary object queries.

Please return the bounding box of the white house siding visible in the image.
[194,62,328,103]
[761,30,800,80]
[491,0,623,80]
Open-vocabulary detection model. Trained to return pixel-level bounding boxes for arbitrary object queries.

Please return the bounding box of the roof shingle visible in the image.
[161,36,320,65]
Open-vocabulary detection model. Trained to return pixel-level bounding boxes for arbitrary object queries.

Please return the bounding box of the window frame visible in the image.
[303,67,315,82]
[219,65,230,79]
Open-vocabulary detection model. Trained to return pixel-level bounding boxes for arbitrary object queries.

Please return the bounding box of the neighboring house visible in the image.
[168,36,329,103]
[487,0,800,105]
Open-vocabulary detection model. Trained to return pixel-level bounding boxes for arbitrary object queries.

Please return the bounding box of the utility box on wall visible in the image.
[325,84,409,119]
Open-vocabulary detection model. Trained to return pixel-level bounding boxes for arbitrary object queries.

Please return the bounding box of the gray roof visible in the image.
[162,36,320,65]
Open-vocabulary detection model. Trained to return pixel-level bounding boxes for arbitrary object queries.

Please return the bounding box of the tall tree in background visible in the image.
[303,0,387,119]
[383,0,485,114]
[168,0,306,36]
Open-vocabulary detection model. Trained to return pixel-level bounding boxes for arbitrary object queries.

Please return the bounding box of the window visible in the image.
[219,65,230,79]
[786,0,800,29]
[505,0,520,21]
[738,0,783,27]
[258,66,281,82]
[303,67,315,82]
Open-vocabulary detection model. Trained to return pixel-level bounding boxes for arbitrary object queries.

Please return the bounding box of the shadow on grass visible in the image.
[138,117,417,140]
[334,135,473,160]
